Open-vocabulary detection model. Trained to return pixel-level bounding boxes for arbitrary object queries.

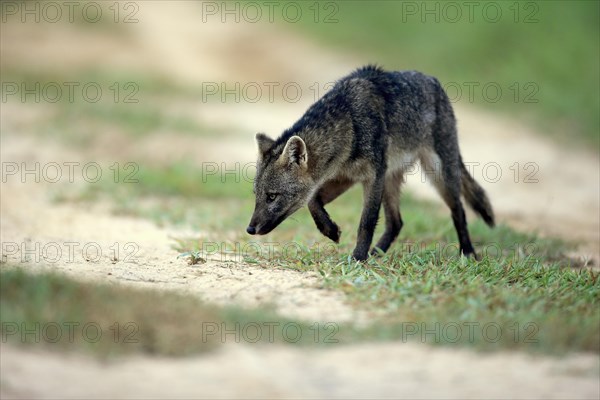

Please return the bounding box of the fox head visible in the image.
[246,133,314,235]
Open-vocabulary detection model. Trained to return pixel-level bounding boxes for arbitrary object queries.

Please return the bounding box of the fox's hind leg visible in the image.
[308,178,354,243]
[371,171,403,255]
[421,150,477,259]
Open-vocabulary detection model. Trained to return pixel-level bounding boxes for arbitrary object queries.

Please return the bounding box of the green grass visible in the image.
[174,231,599,354]
[288,0,600,147]
[323,253,598,353]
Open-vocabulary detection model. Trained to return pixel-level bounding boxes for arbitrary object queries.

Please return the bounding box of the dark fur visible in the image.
[247,65,494,261]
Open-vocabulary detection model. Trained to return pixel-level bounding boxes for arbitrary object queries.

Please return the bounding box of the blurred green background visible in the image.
[3,1,598,145]
[290,0,599,146]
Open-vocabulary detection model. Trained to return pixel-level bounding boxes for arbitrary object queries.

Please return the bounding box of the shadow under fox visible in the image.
[247,65,494,261]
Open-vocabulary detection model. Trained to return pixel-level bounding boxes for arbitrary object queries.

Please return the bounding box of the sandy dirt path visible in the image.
[0,135,362,325]
[1,343,598,400]
[1,2,598,398]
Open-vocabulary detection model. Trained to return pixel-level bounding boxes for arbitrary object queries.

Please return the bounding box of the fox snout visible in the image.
[246,212,265,236]
[246,213,261,235]
[246,222,273,235]
[246,211,285,236]
[245,220,273,236]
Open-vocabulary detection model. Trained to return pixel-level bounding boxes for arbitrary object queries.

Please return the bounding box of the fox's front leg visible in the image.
[352,174,385,261]
[308,198,341,243]
[308,178,354,243]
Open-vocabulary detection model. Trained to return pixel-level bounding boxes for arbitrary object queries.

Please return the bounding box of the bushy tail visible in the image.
[460,160,495,227]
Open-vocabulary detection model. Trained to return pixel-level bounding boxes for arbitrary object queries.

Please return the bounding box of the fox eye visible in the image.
[266,193,278,203]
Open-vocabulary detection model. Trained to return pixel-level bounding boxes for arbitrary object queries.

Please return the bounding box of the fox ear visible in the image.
[280,136,307,169]
[256,133,275,156]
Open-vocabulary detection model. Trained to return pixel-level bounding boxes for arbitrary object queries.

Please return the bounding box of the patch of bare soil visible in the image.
[2,343,598,399]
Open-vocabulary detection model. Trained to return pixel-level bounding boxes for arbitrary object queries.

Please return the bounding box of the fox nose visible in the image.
[246,226,256,235]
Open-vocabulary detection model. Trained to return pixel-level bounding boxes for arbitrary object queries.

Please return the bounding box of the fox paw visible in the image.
[462,250,480,261]
[351,250,368,262]
[321,222,341,243]
[369,247,386,257]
